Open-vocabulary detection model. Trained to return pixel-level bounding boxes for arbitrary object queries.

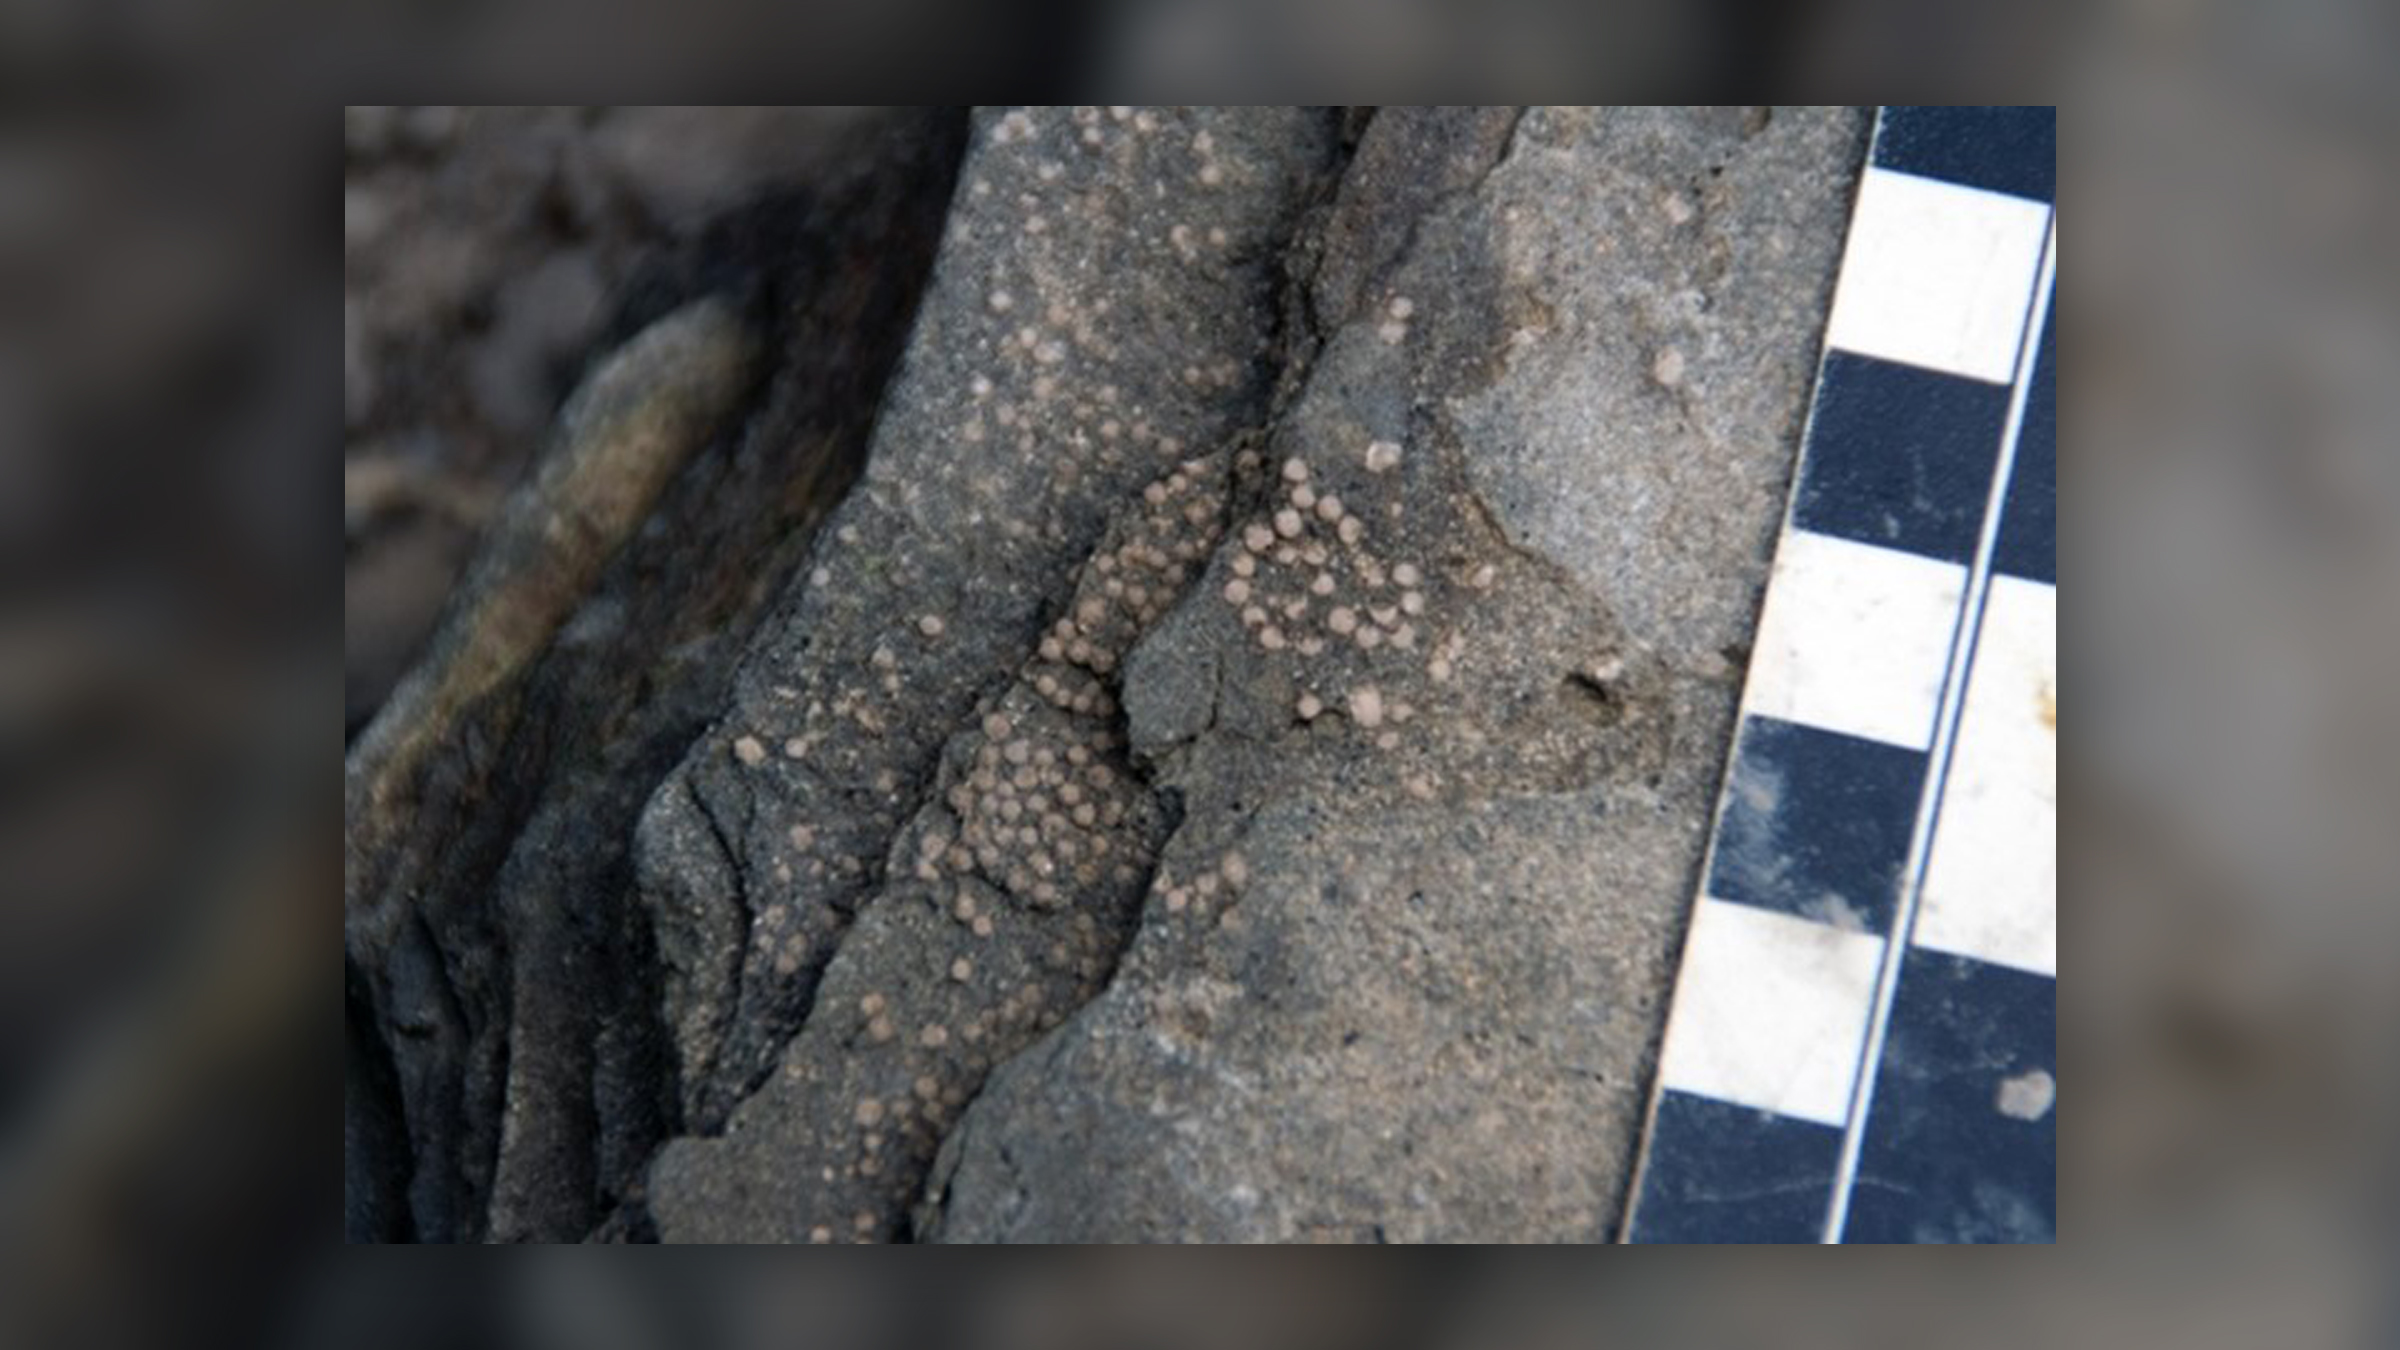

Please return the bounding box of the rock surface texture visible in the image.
[343,106,1868,1243]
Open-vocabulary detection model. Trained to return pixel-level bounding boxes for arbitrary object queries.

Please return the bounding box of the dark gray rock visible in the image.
[918,105,1866,1241]
[345,107,1867,1244]
[344,109,968,1242]
[633,106,1343,1141]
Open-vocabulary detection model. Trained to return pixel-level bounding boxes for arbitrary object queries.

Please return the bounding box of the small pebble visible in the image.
[1348,686,1385,729]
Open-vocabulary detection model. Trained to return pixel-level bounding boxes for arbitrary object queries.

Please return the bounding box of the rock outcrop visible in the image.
[344,106,1867,1243]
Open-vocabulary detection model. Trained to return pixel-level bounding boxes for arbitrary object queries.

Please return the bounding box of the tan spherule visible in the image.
[1221,853,1249,887]
[1401,590,1425,615]
[972,915,995,938]
[732,735,767,766]
[1240,604,1267,629]
[1292,483,1316,510]
[1244,523,1275,552]
[1348,686,1386,728]
[1364,440,1402,473]
[1328,606,1358,635]
[1297,692,1323,720]
[1392,562,1421,588]
[860,992,887,1016]
[1282,456,1310,484]
[855,1098,886,1127]
[1223,577,1251,604]
[1337,516,1364,545]
[951,957,973,982]
[1259,626,1287,651]
[1232,552,1257,578]
[918,613,946,638]
[921,1024,950,1049]
[1314,494,1344,522]
[1273,508,1304,539]
[1310,573,1335,596]
[1652,346,1686,388]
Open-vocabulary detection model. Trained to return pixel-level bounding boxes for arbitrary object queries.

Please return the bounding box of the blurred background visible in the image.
[0,18,2391,1347]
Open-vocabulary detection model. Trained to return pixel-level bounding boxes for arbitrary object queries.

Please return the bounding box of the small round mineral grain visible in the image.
[1259,625,1287,651]
[1282,456,1310,484]
[950,957,974,982]
[1243,523,1276,553]
[1314,494,1344,522]
[1222,578,1251,604]
[1391,562,1421,588]
[1327,606,1358,635]
[1388,296,1415,320]
[1291,483,1316,510]
[732,735,767,766]
[1220,852,1249,887]
[1347,685,1386,729]
[917,613,946,638]
[1652,346,1686,388]
[920,1024,950,1049]
[1297,691,1323,720]
[1337,516,1365,545]
[1364,439,1402,473]
[855,1098,886,1127]
[1310,572,1336,596]
[1273,508,1305,539]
